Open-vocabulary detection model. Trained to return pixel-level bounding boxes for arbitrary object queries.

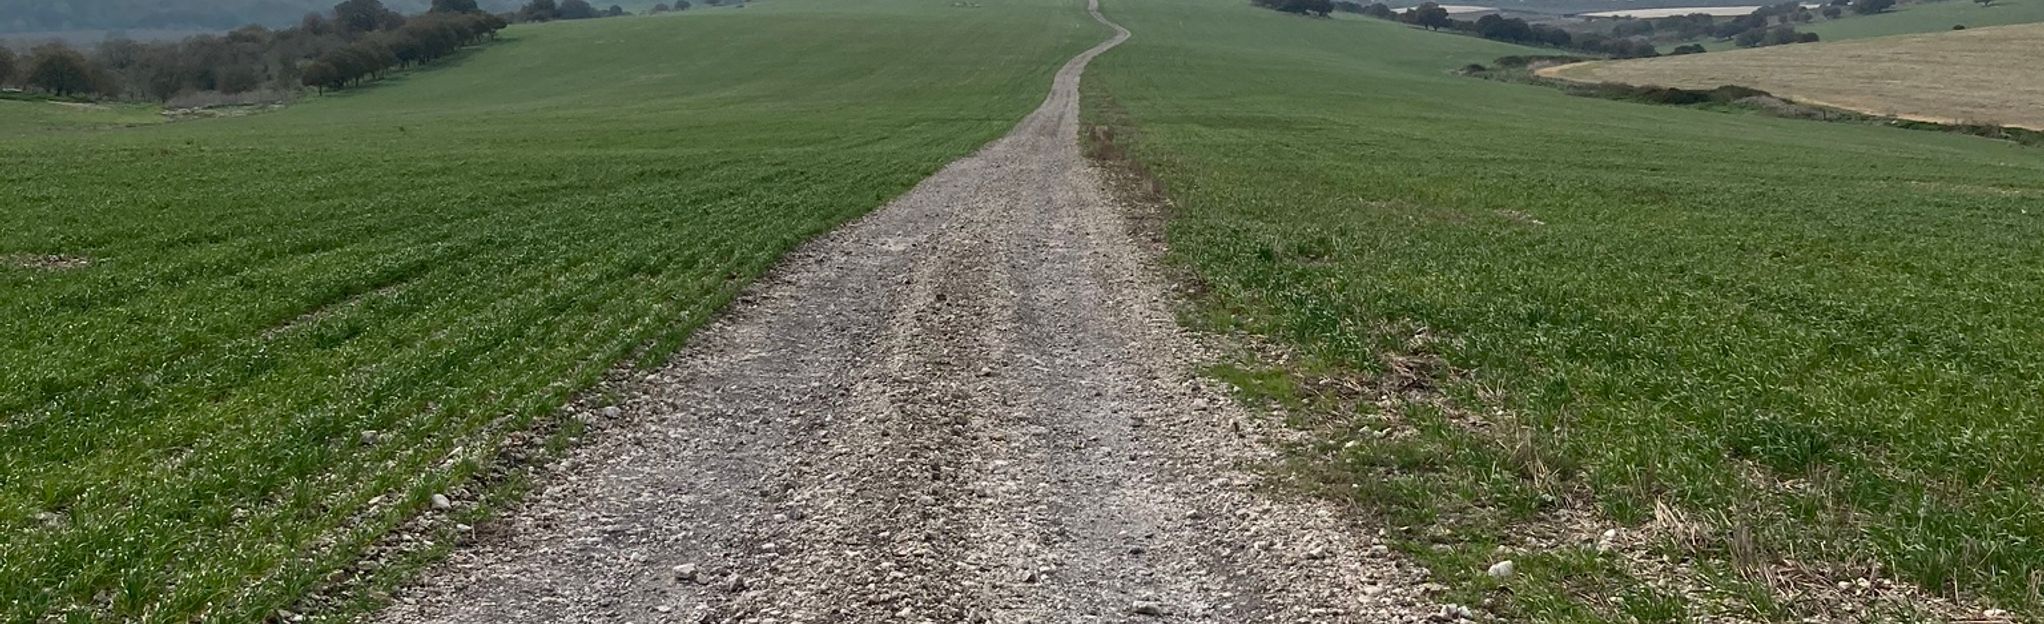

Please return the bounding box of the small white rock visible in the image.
[1487,560,1515,579]
[430,494,452,510]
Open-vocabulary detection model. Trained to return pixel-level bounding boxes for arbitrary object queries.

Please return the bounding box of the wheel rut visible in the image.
[376,2,1442,622]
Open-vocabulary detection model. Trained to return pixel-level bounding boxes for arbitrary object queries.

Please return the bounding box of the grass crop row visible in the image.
[1087,0,2044,618]
[0,1,1100,620]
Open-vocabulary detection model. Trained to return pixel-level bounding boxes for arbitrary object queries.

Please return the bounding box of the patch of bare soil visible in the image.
[8,254,93,271]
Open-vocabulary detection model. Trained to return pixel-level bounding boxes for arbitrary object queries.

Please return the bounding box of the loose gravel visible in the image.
[375,3,1440,622]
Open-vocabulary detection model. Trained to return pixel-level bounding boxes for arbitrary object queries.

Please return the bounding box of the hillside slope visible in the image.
[1550,23,2044,130]
[5,0,422,34]
[1801,0,2044,40]
[0,1,1099,620]
[1088,0,2044,618]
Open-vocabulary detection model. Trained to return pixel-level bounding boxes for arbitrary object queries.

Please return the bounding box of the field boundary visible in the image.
[1523,60,2044,143]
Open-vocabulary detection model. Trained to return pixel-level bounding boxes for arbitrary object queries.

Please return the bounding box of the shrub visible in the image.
[1492,54,1588,68]
[1670,43,1706,55]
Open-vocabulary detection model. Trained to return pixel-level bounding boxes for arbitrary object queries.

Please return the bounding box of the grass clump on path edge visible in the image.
[1083,0,2044,620]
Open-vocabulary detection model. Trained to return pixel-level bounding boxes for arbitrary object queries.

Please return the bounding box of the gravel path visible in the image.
[376,2,1440,622]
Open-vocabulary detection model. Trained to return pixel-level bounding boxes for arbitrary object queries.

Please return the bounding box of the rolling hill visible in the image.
[0,0,517,35]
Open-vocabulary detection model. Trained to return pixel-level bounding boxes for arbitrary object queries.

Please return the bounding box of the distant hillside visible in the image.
[0,0,513,35]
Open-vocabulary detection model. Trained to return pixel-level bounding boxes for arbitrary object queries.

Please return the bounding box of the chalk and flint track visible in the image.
[378,2,1438,622]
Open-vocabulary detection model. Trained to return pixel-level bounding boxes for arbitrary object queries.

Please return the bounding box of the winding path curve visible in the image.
[376,1,1438,621]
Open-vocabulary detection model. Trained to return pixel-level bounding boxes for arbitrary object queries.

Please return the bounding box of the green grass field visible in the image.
[1809,0,2044,38]
[0,1,1098,620]
[1684,0,2044,49]
[0,98,164,134]
[1088,0,2044,618]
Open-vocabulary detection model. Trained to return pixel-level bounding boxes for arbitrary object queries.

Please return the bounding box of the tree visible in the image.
[1670,43,1706,54]
[1475,14,1534,42]
[431,0,483,12]
[1406,2,1451,29]
[1850,0,1894,14]
[0,48,15,88]
[25,44,100,97]
[334,0,406,35]
[302,61,343,91]
[301,12,335,35]
[674,0,692,9]
[1763,25,1800,45]
[520,0,560,20]
[559,0,600,18]
[1533,23,1571,46]
[1820,5,1842,18]
[606,4,627,16]
[651,2,672,11]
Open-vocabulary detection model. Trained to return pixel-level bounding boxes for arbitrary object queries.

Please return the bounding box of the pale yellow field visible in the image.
[1542,23,2044,130]
[1581,5,1773,18]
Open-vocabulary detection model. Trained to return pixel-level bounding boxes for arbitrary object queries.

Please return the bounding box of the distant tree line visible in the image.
[1314,2,1663,58]
[512,0,634,21]
[1252,0,1337,17]
[0,0,487,35]
[302,8,510,91]
[1581,1,1832,51]
[0,0,506,101]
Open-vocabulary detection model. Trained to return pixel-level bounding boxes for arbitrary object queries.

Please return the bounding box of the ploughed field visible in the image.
[0,1,1097,620]
[1086,0,2044,617]
[1547,22,2044,129]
